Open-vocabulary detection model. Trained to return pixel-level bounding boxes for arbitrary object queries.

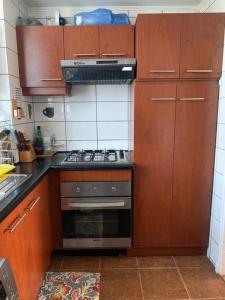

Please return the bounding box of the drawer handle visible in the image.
[67,202,125,208]
[25,196,41,211]
[5,213,27,233]
[102,53,126,56]
[180,98,205,101]
[40,78,62,81]
[73,53,97,56]
[149,70,176,73]
[186,69,213,73]
[151,97,176,101]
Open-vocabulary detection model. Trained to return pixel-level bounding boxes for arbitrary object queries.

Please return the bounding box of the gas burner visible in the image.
[61,150,128,164]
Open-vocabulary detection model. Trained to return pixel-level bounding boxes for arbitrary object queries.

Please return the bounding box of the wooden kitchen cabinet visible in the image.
[17,26,70,96]
[0,175,52,300]
[136,14,181,79]
[64,26,99,59]
[64,25,134,60]
[99,25,134,58]
[134,82,176,247]
[133,81,218,252]
[172,81,219,247]
[180,14,225,79]
[136,13,225,80]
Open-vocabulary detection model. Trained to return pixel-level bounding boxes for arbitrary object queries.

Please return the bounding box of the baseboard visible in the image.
[127,247,207,256]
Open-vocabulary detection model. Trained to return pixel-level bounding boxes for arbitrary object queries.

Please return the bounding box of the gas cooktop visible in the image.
[61,150,129,164]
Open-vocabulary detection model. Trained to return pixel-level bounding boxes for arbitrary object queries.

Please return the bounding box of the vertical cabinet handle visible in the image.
[25,196,41,211]
[4,213,27,233]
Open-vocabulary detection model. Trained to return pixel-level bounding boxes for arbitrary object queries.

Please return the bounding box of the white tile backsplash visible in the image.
[211,217,221,244]
[0,75,10,100]
[0,20,5,47]
[97,102,129,121]
[66,122,97,141]
[216,124,225,150]
[5,22,17,52]
[97,84,129,101]
[0,100,11,122]
[0,48,8,74]
[212,194,222,222]
[65,102,96,122]
[218,98,225,124]
[33,102,65,122]
[32,84,131,150]
[215,148,225,175]
[213,171,224,199]
[65,85,96,102]
[34,122,66,141]
[98,122,128,140]
[7,49,19,76]
[67,140,98,151]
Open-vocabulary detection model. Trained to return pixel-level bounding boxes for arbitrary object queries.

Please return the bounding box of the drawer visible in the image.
[60,181,132,197]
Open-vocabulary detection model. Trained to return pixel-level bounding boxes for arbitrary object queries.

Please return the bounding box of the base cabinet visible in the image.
[133,81,218,250]
[0,175,52,300]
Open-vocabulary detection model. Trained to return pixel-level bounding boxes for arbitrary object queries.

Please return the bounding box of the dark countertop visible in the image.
[0,152,133,222]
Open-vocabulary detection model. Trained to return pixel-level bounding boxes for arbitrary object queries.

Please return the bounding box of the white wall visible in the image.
[0,0,34,138]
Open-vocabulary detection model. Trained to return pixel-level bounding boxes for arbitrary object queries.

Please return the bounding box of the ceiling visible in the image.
[23,0,203,7]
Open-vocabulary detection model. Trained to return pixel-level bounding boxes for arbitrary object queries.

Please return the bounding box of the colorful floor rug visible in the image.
[37,272,100,300]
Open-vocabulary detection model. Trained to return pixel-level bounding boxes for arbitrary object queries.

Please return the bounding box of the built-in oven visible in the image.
[0,259,18,300]
[60,181,132,249]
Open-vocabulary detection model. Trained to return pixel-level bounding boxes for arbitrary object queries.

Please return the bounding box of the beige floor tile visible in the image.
[140,268,188,299]
[180,267,225,299]
[101,256,137,269]
[100,269,142,300]
[137,256,175,268]
[174,255,213,268]
[61,256,100,271]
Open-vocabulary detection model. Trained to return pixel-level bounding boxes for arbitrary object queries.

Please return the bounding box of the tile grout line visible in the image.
[136,257,145,300]
[172,256,191,300]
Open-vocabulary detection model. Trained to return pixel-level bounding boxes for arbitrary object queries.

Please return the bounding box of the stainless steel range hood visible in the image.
[61,58,136,84]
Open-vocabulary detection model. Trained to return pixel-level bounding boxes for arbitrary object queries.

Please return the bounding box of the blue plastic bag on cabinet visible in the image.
[74,8,113,25]
[112,13,130,25]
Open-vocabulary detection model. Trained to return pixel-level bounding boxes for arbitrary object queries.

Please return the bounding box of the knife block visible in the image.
[19,142,36,163]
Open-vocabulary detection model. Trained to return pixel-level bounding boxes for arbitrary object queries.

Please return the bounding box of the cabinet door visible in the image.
[99,25,134,58]
[134,82,176,247]
[64,26,99,59]
[136,14,181,79]
[172,81,219,247]
[17,26,65,88]
[0,198,30,300]
[180,14,225,79]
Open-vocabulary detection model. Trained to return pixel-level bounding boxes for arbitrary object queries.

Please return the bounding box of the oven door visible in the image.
[61,197,132,249]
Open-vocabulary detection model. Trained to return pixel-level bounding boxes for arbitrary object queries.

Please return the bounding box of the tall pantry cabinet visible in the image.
[132,13,225,254]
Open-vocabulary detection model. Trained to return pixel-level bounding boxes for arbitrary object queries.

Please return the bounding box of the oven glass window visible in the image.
[62,209,131,239]
[0,280,7,300]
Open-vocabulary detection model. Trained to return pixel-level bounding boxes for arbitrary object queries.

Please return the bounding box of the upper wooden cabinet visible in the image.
[136,13,225,79]
[64,26,99,59]
[64,25,134,59]
[180,14,225,79]
[99,26,134,58]
[17,26,70,96]
[136,14,181,79]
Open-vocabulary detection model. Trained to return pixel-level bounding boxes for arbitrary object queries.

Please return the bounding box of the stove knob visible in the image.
[119,150,124,159]
[93,186,97,191]
[75,187,81,192]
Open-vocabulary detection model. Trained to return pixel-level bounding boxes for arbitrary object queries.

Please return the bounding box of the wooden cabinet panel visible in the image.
[136,14,181,79]
[180,14,225,79]
[64,26,99,59]
[17,26,65,88]
[133,82,176,247]
[0,176,52,300]
[60,170,132,182]
[172,81,219,246]
[99,25,134,58]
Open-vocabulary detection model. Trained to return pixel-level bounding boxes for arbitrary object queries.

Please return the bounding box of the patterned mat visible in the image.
[37,272,100,300]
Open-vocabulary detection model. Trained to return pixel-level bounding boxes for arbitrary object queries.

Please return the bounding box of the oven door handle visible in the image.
[66,201,125,209]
